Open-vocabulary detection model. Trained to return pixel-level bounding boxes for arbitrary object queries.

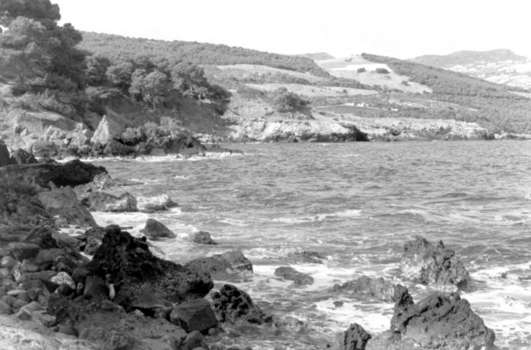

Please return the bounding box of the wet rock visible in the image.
[11,149,37,164]
[38,187,96,227]
[176,330,208,350]
[0,159,107,189]
[344,323,372,350]
[87,226,213,310]
[332,276,400,302]
[211,284,272,324]
[366,289,495,350]
[80,191,137,212]
[0,299,11,314]
[191,231,217,245]
[140,218,176,240]
[7,242,40,260]
[400,236,471,291]
[50,272,75,289]
[274,266,314,286]
[185,250,253,281]
[137,194,177,212]
[169,298,218,333]
[0,141,15,166]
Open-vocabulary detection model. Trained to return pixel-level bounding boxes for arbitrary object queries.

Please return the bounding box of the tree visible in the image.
[0,0,86,93]
[271,87,310,113]
[129,68,170,108]
[106,60,134,91]
[85,55,111,86]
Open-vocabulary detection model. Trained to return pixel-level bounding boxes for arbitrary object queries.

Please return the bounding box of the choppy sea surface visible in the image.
[90,141,531,349]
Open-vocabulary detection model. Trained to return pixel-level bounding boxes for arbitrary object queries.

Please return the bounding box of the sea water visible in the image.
[91,141,531,349]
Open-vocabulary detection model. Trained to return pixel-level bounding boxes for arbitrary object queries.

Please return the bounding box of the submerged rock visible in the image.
[332,276,400,302]
[274,266,314,286]
[141,218,176,240]
[191,231,217,245]
[400,236,471,291]
[136,194,177,212]
[211,284,272,324]
[80,191,137,212]
[185,250,253,281]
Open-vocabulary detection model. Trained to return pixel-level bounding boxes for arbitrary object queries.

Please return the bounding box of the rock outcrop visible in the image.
[191,231,217,245]
[185,250,253,281]
[79,191,137,212]
[343,323,372,350]
[37,187,96,227]
[332,276,400,302]
[169,298,218,333]
[136,194,177,212]
[274,266,314,286]
[211,284,272,324]
[140,219,176,240]
[400,236,471,291]
[0,141,15,166]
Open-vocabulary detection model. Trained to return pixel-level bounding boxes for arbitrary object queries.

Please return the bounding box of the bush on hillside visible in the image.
[271,87,310,113]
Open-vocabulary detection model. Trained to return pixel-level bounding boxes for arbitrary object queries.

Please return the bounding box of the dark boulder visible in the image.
[365,289,495,350]
[191,231,217,245]
[80,191,137,212]
[400,236,471,291]
[140,219,176,240]
[11,149,37,165]
[37,187,96,227]
[0,141,15,167]
[274,266,314,286]
[185,250,253,281]
[332,276,400,302]
[87,226,213,310]
[169,298,218,333]
[211,284,272,324]
[344,323,372,350]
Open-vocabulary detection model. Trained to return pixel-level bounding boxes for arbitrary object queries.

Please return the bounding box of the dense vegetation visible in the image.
[362,53,531,133]
[80,32,330,77]
[412,49,527,68]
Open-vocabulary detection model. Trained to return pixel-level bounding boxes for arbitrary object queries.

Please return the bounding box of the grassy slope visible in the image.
[412,49,527,67]
[361,53,531,133]
[80,32,330,77]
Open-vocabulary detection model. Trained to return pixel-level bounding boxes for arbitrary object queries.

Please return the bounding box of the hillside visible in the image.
[80,32,329,77]
[412,49,531,89]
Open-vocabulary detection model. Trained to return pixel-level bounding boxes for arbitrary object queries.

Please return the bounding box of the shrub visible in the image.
[271,87,310,113]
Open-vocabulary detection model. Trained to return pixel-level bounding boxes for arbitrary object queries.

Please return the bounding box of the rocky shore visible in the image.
[0,147,498,349]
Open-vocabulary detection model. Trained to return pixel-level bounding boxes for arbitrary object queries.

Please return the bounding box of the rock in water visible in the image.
[185,250,253,281]
[136,194,177,212]
[80,191,137,212]
[274,266,314,286]
[344,323,372,350]
[400,236,471,290]
[366,289,495,350]
[38,187,96,227]
[11,149,37,165]
[211,284,272,324]
[169,298,218,333]
[87,226,213,309]
[141,218,176,240]
[191,231,217,245]
[332,276,400,302]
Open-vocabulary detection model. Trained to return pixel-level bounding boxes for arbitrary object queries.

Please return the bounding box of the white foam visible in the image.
[272,209,362,224]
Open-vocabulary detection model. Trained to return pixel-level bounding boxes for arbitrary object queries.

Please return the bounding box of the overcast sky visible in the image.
[54,0,531,59]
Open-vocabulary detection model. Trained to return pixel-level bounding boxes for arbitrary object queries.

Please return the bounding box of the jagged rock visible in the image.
[86,226,213,310]
[365,289,495,350]
[91,115,124,146]
[137,194,177,212]
[185,250,253,281]
[332,276,400,302]
[50,272,75,290]
[7,242,40,260]
[80,191,137,212]
[38,187,96,227]
[400,236,471,290]
[169,298,218,333]
[0,300,11,314]
[141,219,176,240]
[344,323,372,350]
[211,284,271,324]
[11,149,37,164]
[191,231,217,245]
[176,330,208,350]
[0,141,15,166]
[274,266,314,286]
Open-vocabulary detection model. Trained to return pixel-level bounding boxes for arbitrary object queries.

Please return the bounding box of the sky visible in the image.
[54,0,531,59]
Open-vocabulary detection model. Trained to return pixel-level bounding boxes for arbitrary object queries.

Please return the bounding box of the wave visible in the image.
[272,209,362,224]
[59,151,244,164]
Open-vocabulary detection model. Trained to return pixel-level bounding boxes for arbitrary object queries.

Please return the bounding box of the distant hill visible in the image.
[80,32,330,77]
[411,49,531,89]
[300,52,335,60]
[412,49,527,67]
